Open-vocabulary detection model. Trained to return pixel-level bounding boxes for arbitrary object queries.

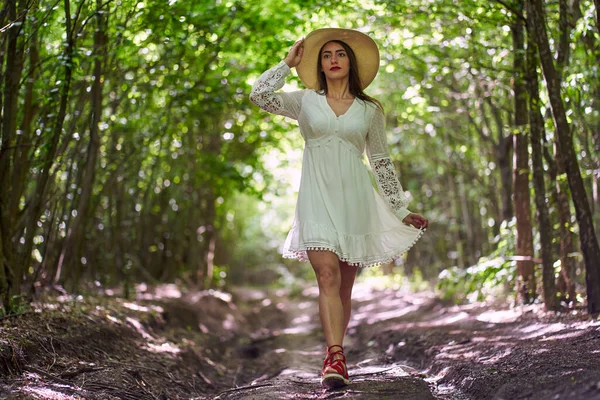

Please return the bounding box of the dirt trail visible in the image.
[218,285,435,399]
[1,281,600,399]
[220,283,600,400]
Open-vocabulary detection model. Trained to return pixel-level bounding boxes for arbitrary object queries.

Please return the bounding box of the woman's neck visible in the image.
[325,79,353,99]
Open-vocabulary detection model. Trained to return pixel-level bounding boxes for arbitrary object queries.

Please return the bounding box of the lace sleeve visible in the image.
[366,106,412,221]
[249,61,305,120]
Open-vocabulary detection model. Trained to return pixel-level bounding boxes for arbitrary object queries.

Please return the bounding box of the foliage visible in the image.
[0,295,31,317]
[0,0,598,310]
[437,219,518,303]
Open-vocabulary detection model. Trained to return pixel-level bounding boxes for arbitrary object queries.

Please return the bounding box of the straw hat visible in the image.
[296,28,380,90]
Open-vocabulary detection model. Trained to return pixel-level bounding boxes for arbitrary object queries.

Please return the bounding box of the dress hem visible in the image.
[282,227,426,268]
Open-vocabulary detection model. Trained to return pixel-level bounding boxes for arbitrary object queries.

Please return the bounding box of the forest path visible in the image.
[1,281,600,399]
[217,282,600,400]
[216,284,437,399]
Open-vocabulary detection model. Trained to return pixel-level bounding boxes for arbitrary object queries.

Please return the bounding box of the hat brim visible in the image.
[296,28,380,90]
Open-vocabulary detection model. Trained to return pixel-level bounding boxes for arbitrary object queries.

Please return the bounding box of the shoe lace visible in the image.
[323,345,347,377]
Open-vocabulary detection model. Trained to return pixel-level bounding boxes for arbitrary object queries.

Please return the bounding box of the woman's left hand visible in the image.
[402,213,428,230]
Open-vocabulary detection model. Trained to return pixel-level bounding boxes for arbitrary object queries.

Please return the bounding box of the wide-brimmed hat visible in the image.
[296,28,380,90]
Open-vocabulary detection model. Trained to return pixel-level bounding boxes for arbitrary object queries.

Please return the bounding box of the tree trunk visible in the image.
[478,90,514,224]
[490,112,514,223]
[0,1,8,104]
[593,85,600,233]
[56,0,106,288]
[570,0,600,242]
[526,26,557,310]
[11,29,38,223]
[555,1,585,303]
[528,0,600,314]
[512,6,536,303]
[554,144,578,303]
[0,0,25,310]
[18,0,75,293]
[448,173,465,269]
[458,174,475,265]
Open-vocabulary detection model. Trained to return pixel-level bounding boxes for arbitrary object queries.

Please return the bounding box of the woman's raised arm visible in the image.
[249,39,306,119]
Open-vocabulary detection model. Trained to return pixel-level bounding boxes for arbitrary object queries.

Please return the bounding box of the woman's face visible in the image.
[320,41,350,81]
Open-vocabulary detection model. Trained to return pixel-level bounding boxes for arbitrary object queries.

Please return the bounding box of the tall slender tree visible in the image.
[55,0,107,289]
[528,0,600,313]
[0,0,26,311]
[526,22,557,310]
[512,2,536,303]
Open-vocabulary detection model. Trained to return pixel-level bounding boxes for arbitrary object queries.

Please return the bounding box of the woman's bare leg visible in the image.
[307,250,344,348]
[339,261,359,339]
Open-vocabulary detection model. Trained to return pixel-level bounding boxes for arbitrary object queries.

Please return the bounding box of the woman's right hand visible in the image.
[402,213,429,230]
[284,38,304,68]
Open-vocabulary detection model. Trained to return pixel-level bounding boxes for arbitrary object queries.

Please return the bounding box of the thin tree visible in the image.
[512,1,536,303]
[525,22,557,310]
[55,0,107,288]
[528,0,600,313]
[0,0,26,311]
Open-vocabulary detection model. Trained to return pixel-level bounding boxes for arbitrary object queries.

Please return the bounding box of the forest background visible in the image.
[1,0,599,315]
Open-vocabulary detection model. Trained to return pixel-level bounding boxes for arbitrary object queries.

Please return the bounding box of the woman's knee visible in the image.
[314,263,341,291]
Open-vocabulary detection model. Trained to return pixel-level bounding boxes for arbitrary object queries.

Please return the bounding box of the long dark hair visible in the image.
[316,40,383,112]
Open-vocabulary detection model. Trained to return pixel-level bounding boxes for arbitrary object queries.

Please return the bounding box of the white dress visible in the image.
[250,61,425,268]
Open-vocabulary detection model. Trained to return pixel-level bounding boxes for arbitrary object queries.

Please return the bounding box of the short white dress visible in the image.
[250,61,425,268]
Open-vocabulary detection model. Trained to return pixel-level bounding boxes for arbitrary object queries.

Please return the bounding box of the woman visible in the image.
[250,28,429,388]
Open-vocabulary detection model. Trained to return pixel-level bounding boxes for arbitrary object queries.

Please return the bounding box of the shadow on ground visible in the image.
[1,281,599,399]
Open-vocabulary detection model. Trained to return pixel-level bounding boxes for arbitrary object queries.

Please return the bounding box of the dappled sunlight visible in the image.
[134,283,182,299]
[426,311,470,326]
[2,0,598,398]
[355,295,417,313]
[6,281,600,400]
[519,323,568,339]
[435,348,483,361]
[540,330,587,341]
[426,366,453,383]
[290,314,311,324]
[533,347,551,355]
[356,357,379,367]
[297,301,314,310]
[125,316,154,340]
[121,301,150,312]
[278,367,319,381]
[468,335,514,344]
[144,341,181,354]
[301,286,320,298]
[379,312,470,330]
[22,386,81,400]
[476,309,522,323]
[557,368,587,377]
[281,324,316,335]
[293,349,323,356]
[353,365,411,378]
[185,289,232,304]
[479,348,514,364]
[351,280,435,305]
[261,298,272,306]
[119,301,164,315]
[351,282,440,326]
[353,304,421,324]
[433,382,460,398]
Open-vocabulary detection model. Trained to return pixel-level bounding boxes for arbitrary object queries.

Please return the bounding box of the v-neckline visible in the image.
[322,94,356,118]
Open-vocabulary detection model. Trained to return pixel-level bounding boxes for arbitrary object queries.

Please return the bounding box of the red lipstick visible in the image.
[330,66,341,71]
